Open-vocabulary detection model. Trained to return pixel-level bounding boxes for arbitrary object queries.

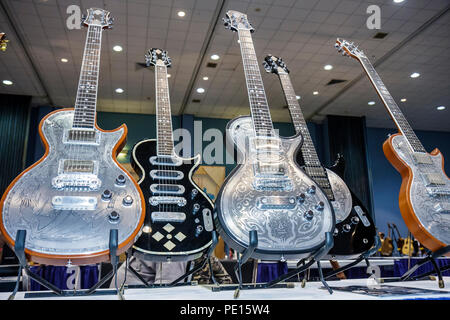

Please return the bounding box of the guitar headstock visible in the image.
[0,33,8,52]
[145,48,172,67]
[335,38,366,60]
[263,55,289,75]
[223,10,254,33]
[81,8,113,29]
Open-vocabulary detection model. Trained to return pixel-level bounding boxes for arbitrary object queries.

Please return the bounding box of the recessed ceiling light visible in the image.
[196,88,205,93]
[210,54,220,60]
[323,64,333,70]
[2,80,13,85]
[313,91,319,95]
[177,11,186,17]
[61,58,68,63]
[203,76,209,80]
[113,45,123,52]
[237,40,240,43]
[368,101,375,105]
[437,106,446,111]
[115,88,124,93]
[393,0,404,3]
[167,74,171,78]
[410,72,420,78]
[400,98,407,102]
[296,95,301,100]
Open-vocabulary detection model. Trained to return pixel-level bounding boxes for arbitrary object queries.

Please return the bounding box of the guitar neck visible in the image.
[278,73,321,166]
[358,56,426,153]
[73,25,103,130]
[237,29,275,137]
[154,63,174,156]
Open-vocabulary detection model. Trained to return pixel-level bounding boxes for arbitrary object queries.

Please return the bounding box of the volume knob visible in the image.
[316,201,325,211]
[191,189,198,200]
[192,203,200,214]
[123,195,133,206]
[304,210,314,221]
[101,189,112,201]
[108,211,120,222]
[116,174,126,185]
[308,185,316,194]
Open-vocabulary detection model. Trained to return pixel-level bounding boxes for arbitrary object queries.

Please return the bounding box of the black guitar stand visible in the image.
[8,229,122,299]
[123,231,219,290]
[380,245,450,289]
[324,234,382,280]
[208,230,334,298]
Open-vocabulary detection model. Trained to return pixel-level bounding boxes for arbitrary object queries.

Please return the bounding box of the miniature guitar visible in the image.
[336,38,449,255]
[0,8,145,266]
[0,33,8,51]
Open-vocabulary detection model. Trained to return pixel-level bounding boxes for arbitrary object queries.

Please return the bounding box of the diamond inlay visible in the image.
[164,240,176,251]
[163,223,175,233]
[174,232,186,242]
[152,231,164,242]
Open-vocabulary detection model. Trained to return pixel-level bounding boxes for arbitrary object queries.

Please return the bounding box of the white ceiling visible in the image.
[0,0,449,131]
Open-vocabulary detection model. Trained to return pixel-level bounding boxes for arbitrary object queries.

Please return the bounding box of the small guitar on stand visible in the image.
[0,33,8,51]
[336,38,450,256]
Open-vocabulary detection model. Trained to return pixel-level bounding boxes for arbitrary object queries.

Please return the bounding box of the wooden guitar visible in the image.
[0,33,8,51]
[0,8,145,265]
[336,38,449,256]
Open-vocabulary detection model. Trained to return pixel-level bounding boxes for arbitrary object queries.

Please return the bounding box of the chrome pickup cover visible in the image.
[426,187,450,196]
[63,159,94,173]
[51,196,97,210]
[150,170,184,180]
[253,178,293,191]
[413,152,433,165]
[423,173,446,186]
[150,184,185,195]
[149,155,182,166]
[250,136,281,151]
[434,203,450,214]
[151,211,186,223]
[52,174,101,191]
[254,161,286,177]
[63,129,100,145]
[149,196,187,207]
[256,196,297,210]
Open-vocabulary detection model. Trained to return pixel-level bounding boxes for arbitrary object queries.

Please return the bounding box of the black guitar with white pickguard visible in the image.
[131,49,215,262]
[263,55,377,258]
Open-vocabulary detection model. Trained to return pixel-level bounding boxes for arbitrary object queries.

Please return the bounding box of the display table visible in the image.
[1,277,449,300]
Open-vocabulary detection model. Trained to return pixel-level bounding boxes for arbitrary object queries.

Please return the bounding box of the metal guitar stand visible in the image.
[208,230,334,298]
[324,234,382,280]
[380,245,450,288]
[8,229,122,299]
[123,230,219,290]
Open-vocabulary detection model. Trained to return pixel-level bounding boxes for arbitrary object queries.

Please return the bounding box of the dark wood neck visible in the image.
[155,63,174,156]
[237,29,274,138]
[278,73,321,166]
[278,73,334,200]
[358,56,426,153]
[72,25,103,129]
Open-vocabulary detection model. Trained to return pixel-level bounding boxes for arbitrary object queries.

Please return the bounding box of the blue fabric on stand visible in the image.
[29,265,99,291]
[394,258,450,278]
[256,261,288,282]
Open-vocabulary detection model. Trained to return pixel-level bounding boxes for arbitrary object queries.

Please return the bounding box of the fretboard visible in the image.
[73,25,103,129]
[155,63,174,156]
[278,73,321,167]
[359,56,426,153]
[237,29,274,137]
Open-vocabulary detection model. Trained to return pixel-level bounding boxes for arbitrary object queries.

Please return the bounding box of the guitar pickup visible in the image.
[434,203,450,214]
[63,129,100,145]
[150,184,185,195]
[254,161,286,177]
[412,152,433,165]
[426,187,450,197]
[149,196,187,207]
[149,155,182,166]
[150,170,184,180]
[423,173,446,186]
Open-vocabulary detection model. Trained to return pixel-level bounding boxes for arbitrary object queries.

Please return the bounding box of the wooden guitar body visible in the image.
[383,133,449,256]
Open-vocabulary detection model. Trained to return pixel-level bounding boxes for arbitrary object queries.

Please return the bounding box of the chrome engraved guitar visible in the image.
[215,11,335,261]
[0,8,145,266]
[263,55,376,258]
[131,49,215,262]
[336,38,449,255]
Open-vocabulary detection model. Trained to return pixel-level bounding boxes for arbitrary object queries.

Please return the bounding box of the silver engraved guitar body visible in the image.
[215,116,335,260]
[0,109,144,265]
[389,134,450,246]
